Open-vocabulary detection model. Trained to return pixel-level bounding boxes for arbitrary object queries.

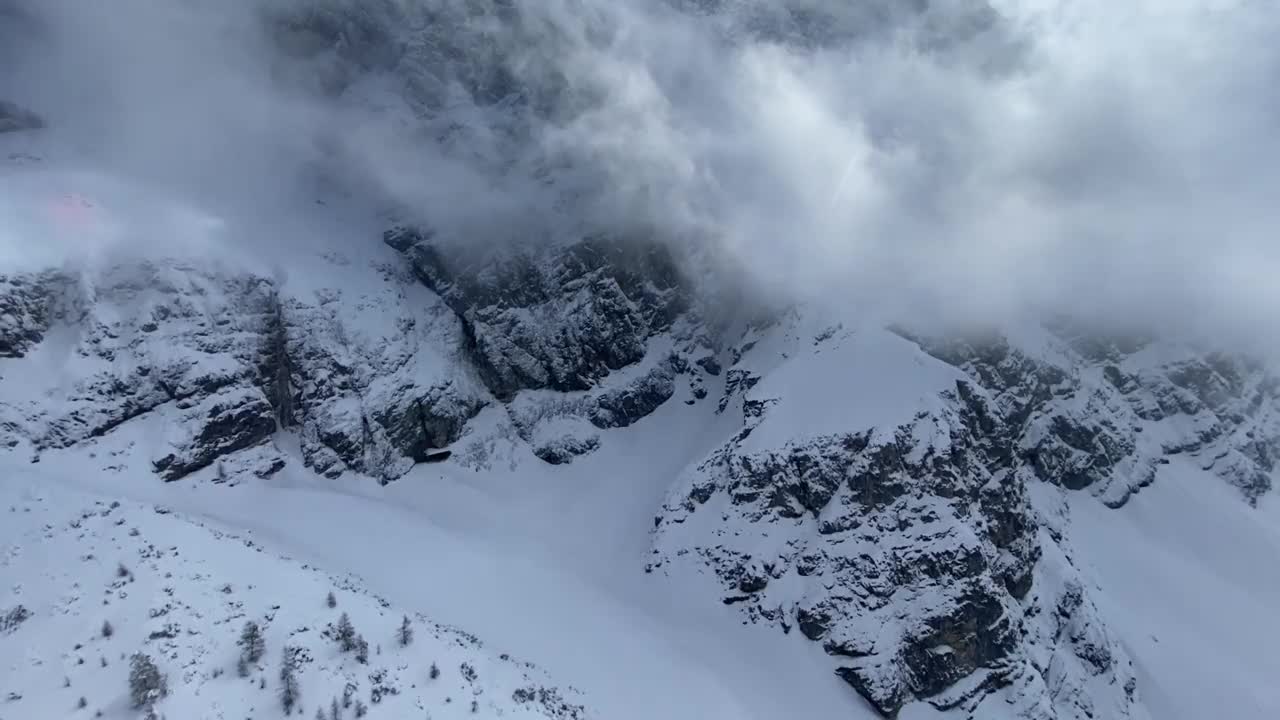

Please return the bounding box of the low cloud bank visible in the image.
[3,0,1278,349]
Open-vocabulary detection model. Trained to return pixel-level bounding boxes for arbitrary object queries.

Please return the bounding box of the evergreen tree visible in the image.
[239,620,266,664]
[335,612,356,652]
[101,620,113,638]
[331,696,341,720]
[127,653,167,710]
[354,635,369,665]
[326,591,337,609]
[398,615,413,647]
[429,662,440,680]
[280,647,301,715]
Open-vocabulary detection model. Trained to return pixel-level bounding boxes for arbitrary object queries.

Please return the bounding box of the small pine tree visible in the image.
[354,635,369,665]
[326,591,337,609]
[342,684,353,708]
[101,620,113,638]
[280,647,301,715]
[127,653,167,709]
[335,613,355,652]
[330,696,341,720]
[429,662,440,680]
[398,615,413,647]
[239,620,266,664]
[353,700,367,718]
[316,708,326,720]
[77,696,87,709]
[236,655,250,678]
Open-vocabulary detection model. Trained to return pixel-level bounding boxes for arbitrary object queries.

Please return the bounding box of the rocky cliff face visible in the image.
[0,224,701,481]
[648,310,1279,718]
[648,319,1140,718]
[0,256,487,483]
[385,226,689,400]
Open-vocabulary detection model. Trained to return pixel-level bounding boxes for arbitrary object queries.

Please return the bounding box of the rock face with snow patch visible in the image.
[0,271,59,358]
[0,258,487,482]
[908,324,1280,507]
[386,226,689,401]
[0,263,282,477]
[650,321,1142,718]
[264,261,487,481]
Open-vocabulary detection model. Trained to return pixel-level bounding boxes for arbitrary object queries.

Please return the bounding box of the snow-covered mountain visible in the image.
[4,1,1280,719]
[3,168,1279,720]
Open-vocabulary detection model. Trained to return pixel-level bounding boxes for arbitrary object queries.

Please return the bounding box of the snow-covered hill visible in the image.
[0,478,587,720]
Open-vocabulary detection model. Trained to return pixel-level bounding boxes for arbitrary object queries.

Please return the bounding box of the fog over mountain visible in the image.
[5,0,1280,343]
[2,4,1279,720]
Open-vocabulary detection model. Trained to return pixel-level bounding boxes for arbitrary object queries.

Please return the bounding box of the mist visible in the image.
[2,0,1279,349]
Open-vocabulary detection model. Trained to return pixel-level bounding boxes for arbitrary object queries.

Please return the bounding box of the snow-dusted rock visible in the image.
[650,319,1143,718]
[386,226,689,401]
[0,262,282,475]
[0,257,488,482]
[908,324,1280,507]
[271,262,487,482]
[0,270,59,358]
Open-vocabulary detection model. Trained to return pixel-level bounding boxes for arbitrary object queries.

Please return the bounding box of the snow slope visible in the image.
[1064,462,1280,720]
[0,474,587,720]
[2,400,866,720]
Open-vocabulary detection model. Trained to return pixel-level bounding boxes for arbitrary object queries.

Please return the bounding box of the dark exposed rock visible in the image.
[653,324,1141,719]
[386,226,688,402]
[533,435,600,465]
[0,272,60,358]
[151,391,277,481]
[695,355,722,376]
[589,364,675,429]
[0,260,486,483]
[0,100,43,133]
[904,328,1280,507]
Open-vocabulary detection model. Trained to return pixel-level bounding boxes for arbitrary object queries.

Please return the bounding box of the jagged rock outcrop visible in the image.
[0,271,59,358]
[271,265,487,481]
[0,263,284,476]
[653,308,1280,717]
[905,324,1280,507]
[650,319,1144,719]
[0,258,486,482]
[387,226,689,401]
[0,227,702,477]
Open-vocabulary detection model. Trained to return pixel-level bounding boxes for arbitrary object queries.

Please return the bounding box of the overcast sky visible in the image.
[2,0,1279,348]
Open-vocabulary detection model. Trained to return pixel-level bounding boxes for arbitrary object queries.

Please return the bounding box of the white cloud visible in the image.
[3,0,1279,349]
